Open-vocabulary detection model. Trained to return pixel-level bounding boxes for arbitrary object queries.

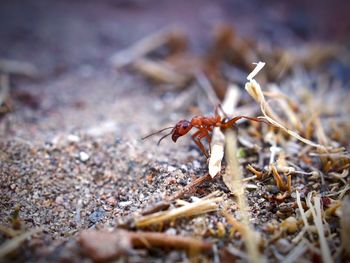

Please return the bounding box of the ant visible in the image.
[142,106,272,158]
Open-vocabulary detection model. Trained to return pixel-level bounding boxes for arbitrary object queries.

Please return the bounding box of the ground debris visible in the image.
[1,1,350,262]
[79,229,212,262]
[79,230,131,262]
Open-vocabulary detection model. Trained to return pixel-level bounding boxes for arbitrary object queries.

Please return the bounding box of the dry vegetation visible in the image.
[1,5,350,263]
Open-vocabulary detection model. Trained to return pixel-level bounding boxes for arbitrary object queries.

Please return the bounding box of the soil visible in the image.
[1,1,350,262]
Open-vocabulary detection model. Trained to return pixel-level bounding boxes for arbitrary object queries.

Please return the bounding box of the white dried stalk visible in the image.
[313,117,329,145]
[244,63,328,151]
[209,128,225,178]
[247,62,265,80]
[208,85,241,178]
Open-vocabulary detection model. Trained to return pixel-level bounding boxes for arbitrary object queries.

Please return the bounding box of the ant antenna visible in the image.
[142,127,174,140]
[157,131,173,145]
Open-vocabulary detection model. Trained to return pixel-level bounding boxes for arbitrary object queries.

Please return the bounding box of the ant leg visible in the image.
[191,130,209,158]
[200,128,212,156]
[198,127,211,145]
[220,115,270,129]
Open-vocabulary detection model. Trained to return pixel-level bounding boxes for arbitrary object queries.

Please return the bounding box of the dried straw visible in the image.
[244,62,328,151]
[135,196,222,228]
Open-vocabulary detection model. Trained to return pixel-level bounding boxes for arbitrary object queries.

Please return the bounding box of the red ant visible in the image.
[142,106,271,158]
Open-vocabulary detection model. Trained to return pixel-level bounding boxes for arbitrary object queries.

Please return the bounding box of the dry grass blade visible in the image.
[306,193,333,263]
[0,225,19,238]
[0,228,43,259]
[265,85,303,131]
[296,191,313,241]
[221,207,247,236]
[270,165,292,192]
[244,63,328,151]
[225,130,262,263]
[283,240,308,263]
[135,196,222,228]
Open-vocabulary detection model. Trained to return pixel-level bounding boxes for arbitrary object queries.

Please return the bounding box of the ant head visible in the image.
[171,120,192,142]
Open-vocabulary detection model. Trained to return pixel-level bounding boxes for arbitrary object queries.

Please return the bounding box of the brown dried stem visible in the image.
[128,230,212,251]
[135,196,222,228]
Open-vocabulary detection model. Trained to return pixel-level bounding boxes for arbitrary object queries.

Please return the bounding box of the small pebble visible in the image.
[178,179,187,186]
[267,185,280,194]
[119,201,132,208]
[257,198,265,204]
[55,196,64,205]
[192,160,201,170]
[167,166,176,172]
[79,151,90,162]
[106,197,116,206]
[89,208,106,224]
[245,184,258,191]
[67,134,80,143]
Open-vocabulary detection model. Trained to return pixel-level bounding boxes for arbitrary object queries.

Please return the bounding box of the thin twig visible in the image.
[135,196,222,228]
[166,173,212,201]
[110,26,184,68]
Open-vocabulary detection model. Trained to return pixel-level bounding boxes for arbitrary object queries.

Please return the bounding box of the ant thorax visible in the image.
[190,116,203,126]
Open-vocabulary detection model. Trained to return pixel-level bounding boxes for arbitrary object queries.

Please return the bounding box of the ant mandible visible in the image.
[142,106,271,158]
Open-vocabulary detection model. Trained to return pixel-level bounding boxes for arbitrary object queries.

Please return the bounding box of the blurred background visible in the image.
[1,0,350,77]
